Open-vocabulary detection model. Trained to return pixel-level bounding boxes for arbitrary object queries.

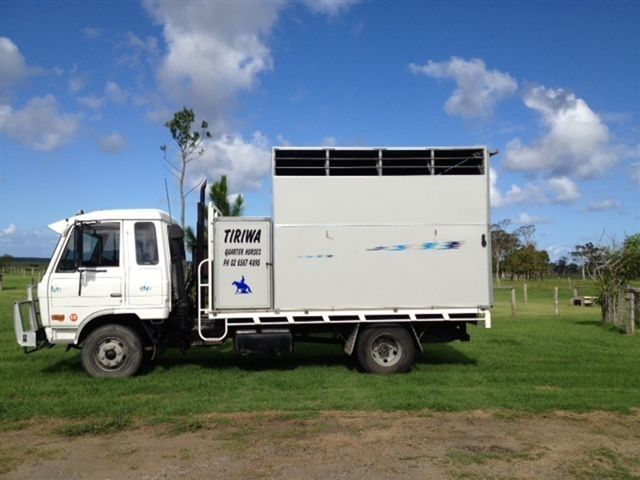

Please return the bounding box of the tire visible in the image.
[356,326,415,374]
[81,324,143,378]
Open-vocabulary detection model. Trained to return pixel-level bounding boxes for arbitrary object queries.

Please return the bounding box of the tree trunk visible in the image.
[602,290,622,325]
[179,155,187,229]
[601,292,610,324]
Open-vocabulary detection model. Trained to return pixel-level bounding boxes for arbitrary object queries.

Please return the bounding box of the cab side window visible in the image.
[56,223,120,271]
[135,222,159,265]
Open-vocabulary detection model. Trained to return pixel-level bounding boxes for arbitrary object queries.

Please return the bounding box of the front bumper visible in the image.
[13,285,49,352]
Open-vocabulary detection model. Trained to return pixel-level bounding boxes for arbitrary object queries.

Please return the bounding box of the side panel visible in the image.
[272,165,491,311]
[273,176,486,226]
[274,224,490,310]
[213,219,272,310]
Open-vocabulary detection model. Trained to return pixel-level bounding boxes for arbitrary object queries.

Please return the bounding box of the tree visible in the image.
[209,175,244,216]
[572,242,600,280]
[491,220,519,283]
[514,224,536,247]
[507,244,549,281]
[623,233,640,280]
[161,107,211,229]
[184,175,246,254]
[0,254,14,267]
[578,234,640,325]
[553,256,568,276]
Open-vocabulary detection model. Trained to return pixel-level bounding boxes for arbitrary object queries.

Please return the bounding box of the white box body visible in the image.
[271,147,492,311]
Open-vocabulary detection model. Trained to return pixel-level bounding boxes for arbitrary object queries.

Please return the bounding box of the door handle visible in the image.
[110,293,122,298]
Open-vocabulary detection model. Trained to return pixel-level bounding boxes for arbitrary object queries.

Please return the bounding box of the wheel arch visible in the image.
[76,313,152,348]
[355,322,423,354]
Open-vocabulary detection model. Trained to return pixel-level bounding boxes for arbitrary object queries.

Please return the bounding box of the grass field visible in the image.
[1,273,639,430]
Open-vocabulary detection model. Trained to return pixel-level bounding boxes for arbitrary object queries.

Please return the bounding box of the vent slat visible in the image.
[274,148,485,176]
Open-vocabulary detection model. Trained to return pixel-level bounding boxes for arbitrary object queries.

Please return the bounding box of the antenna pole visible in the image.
[164,178,172,218]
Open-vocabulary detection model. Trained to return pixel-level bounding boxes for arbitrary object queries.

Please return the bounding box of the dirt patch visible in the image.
[2,410,639,480]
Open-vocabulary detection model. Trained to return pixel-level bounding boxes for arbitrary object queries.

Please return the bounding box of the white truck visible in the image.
[14,146,493,377]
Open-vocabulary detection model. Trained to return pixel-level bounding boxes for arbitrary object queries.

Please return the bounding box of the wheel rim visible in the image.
[370,334,403,367]
[96,337,128,371]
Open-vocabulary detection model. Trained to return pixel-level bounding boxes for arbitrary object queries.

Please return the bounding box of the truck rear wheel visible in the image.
[81,324,143,378]
[356,326,415,374]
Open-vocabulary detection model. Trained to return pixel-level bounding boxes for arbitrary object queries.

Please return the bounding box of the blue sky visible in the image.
[1,0,639,259]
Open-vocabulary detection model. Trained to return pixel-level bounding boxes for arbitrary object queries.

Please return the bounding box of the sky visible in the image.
[1,0,639,259]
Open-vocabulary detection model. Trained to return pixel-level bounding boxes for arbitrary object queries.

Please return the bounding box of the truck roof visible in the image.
[48,209,174,234]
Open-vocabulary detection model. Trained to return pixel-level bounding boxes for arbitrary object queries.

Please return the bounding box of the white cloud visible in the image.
[503,86,617,178]
[68,65,88,94]
[490,168,580,208]
[409,57,517,118]
[126,31,158,52]
[585,199,623,212]
[118,32,159,68]
[513,213,551,225]
[303,0,360,16]
[77,95,105,110]
[2,224,16,235]
[322,136,337,147]
[0,227,58,257]
[0,95,79,151]
[145,105,171,124]
[545,245,572,262]
[143,0,283,132]
[0,36,44,101]
[76,82,128,111]
[189,131,271,192]
[0,37,39,94]
[99,132,127,154]
[104,81,128,105]
[490,167,548,208]
[276,134,291,146]
[82,27,102,39]
[546,176,580,203]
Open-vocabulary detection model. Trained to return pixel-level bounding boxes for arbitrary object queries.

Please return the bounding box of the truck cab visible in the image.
[14,209,187,376]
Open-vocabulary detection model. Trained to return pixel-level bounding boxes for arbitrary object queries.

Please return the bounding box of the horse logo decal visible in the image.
[232,276,252,294]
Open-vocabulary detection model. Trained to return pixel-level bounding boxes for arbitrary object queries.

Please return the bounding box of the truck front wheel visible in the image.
[356,326,415,374]
[81,324,143,378]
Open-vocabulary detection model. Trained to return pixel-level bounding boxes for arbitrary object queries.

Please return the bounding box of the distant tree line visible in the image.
[491,221,640,326]
[491,221,550,282]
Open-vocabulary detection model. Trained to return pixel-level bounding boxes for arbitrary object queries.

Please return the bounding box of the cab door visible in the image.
[126,221,166,306]
[48,222,123,326]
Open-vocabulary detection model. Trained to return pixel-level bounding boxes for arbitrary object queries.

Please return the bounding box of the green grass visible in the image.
[1,274,639,427]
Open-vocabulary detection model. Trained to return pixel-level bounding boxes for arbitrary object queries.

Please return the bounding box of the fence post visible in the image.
[511,287,517,320]
[626,291,636,336]
[554,287,559,315]
[523,283,528,304]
